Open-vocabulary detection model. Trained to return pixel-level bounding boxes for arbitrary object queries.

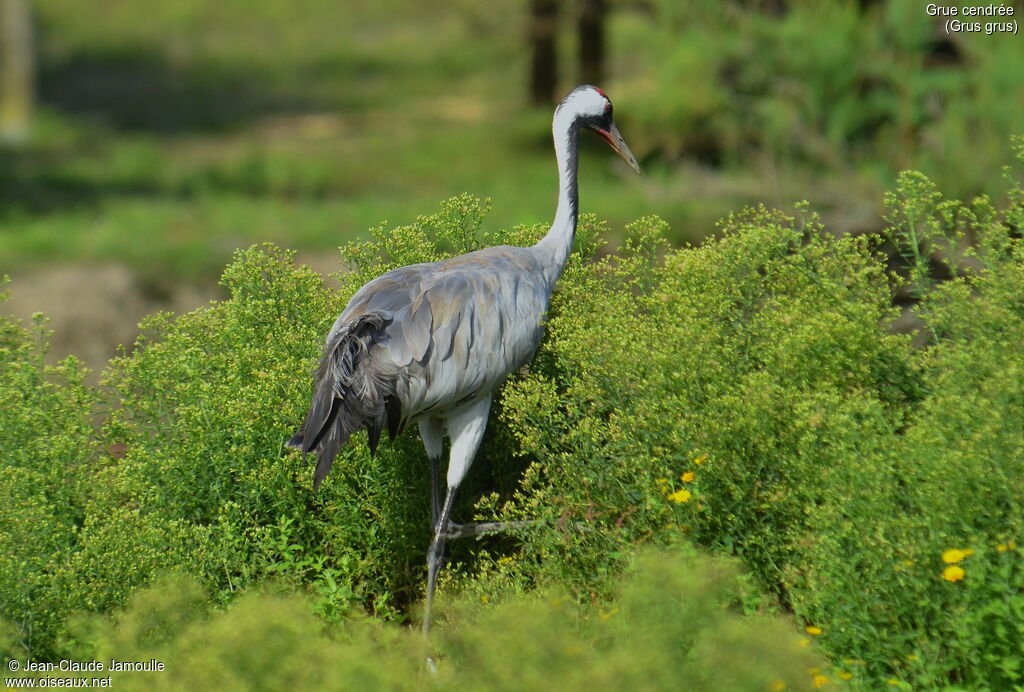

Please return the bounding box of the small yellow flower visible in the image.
[694,454,707,465]
[656,477,669,485]
[667,489,692,503]
[942,548,967,564]
[480,595,489,604]
[681,471,695,482]
[769,681,786,692]
[943,565,965,582]
[805,625,823,636]
[812,674,829,689]
[997,543,1009,552]
[838,671,853,680]
[886,679,900,686]
[797,637,811,647]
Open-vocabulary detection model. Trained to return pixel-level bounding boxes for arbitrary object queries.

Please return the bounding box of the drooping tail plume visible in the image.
[287,312,397,490]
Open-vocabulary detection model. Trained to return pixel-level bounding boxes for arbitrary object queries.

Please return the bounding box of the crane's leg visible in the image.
[418,418,445,527]
[423,396,490,636]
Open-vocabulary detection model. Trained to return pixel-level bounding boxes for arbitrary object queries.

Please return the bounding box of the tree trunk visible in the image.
[578,0,606,87]
[0,0,33,146]
[529,0,558,106]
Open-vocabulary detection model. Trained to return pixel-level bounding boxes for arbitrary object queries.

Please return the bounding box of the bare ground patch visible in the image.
[3,263,218,378]
[3,253,342,380]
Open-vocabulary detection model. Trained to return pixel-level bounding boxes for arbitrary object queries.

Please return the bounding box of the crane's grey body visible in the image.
[288,85,640,637]
[339,246,550,433]
[293,244,555,491]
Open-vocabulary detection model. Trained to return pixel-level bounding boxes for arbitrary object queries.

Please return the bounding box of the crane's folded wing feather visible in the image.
[290,247,553,489]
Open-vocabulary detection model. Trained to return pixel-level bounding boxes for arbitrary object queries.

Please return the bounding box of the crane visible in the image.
[287,85,640,635]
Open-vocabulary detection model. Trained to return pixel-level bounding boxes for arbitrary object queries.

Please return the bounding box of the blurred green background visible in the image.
[0,0,1021,367]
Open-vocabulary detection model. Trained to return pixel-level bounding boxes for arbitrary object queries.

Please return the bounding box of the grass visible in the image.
[0,1,573,285]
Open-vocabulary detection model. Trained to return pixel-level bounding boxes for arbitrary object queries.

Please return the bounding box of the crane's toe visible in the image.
[443,521,466,539]
[442,519,543,539]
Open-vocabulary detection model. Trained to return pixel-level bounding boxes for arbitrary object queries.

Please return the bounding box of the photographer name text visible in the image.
[8,659,165,673]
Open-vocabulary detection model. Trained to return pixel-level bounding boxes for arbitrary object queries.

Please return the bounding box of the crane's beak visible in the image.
[596,121,641,174]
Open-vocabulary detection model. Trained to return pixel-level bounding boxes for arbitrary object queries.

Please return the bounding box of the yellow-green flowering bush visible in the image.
[791,165,1024,688]
[96,242,429,625]
[489,202,916,597]
[482,151,1024,688]
[60,546,821,692]
[0,293,96,660]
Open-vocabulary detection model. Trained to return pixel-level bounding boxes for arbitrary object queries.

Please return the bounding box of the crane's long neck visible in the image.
[534,111,580,287]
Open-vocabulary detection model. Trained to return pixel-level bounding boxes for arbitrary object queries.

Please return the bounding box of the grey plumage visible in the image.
[286,311,396,488]
[288,85,640,637]
[288,247,550,487]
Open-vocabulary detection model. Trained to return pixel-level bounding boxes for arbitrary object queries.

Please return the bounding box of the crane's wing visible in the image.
[288,264,432,489]
[286,310,397,489]
[389,249,550,417]
[290,248,550,489]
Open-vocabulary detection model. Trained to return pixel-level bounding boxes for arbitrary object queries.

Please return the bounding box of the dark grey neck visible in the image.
[563,119,581,225]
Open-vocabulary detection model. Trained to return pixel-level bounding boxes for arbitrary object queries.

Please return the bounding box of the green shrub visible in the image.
[483,203,915,601]
[0,285,97,659]
[439,544,823,692]
[51,546,820,691]
[74,575,420,691]
[478,152,1024,688]
[792,161,1024,688]
[96,241,418,621]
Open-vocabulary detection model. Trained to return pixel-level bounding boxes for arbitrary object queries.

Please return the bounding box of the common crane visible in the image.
[288,85,640,635]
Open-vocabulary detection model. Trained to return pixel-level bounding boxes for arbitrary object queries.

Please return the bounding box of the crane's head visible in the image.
[557,85,641,174]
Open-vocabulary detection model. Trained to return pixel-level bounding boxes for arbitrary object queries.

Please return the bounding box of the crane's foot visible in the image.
[443,519,543,539]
